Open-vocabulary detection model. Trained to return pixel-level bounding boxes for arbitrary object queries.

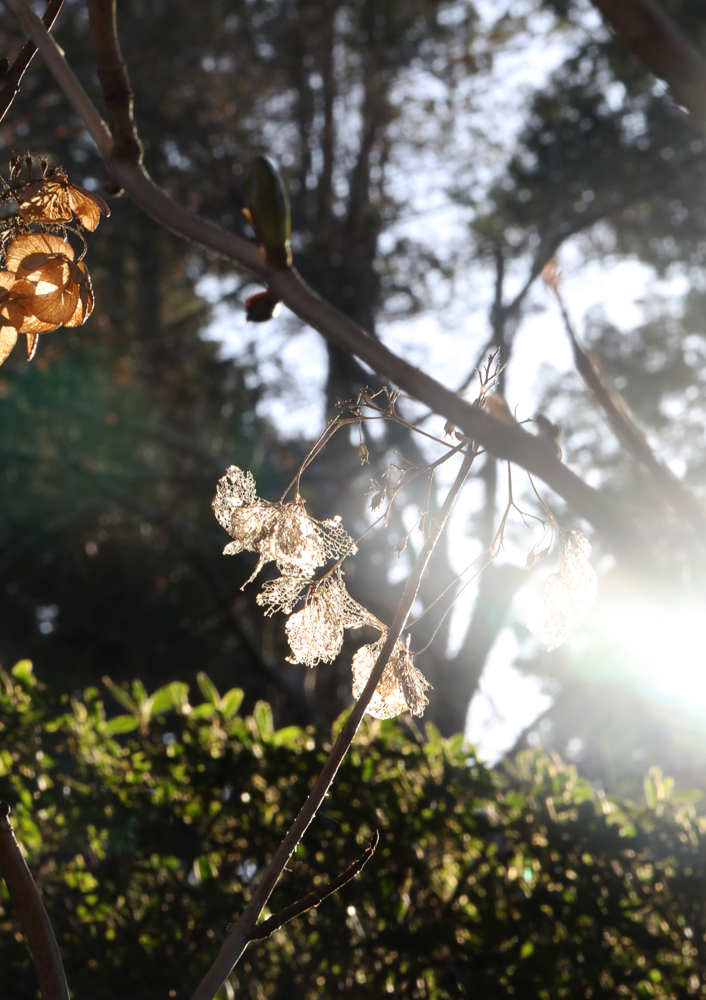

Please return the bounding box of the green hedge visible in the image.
[1,660,705,999]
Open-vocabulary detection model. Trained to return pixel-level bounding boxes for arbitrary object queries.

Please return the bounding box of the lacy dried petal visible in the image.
[212,466,258,531]
[351,636,431,719]
[286,597,345,668]
[527,530,597,651]
[264,504,327,577]
[320,515,358,560]
[213,465,357,583]
[284,572,373,666]
[256,573,310,616]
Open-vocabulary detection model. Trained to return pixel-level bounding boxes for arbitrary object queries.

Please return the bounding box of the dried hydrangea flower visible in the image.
[213,466,357,584]
[351,635,431,719]
[527,530,597,651]
[284,572,374,667]
[256,572,311,617]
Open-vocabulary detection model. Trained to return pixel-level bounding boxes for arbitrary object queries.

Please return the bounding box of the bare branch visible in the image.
[2,0,662,577]
[248,831,379,941]
[591,0,706,125]
[545,267,706,539]
[86,0,142,163]
[0,802,70,1000]
[0,0,64,125]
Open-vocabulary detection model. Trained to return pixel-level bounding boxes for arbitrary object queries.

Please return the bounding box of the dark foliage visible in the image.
[1,660,705,999]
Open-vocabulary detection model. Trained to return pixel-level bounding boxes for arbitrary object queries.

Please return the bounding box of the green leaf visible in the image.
[520,941,535,959]
[671,789,703,803]
[220,688,244,719]
[105,715,140,735]
[271,726,302,747]
[151,682,189,716]
[253,701,273,739]
[197,672,221,707]
[103,676,137,714]
[132,680,149,709]
[189,703,215,721]
[644,775,658,810]
[11,660,35,685]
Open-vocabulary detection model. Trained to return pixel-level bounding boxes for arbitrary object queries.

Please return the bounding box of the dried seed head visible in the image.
[351,636,431,719]
[527,530,597,651]
[358,441,369,464]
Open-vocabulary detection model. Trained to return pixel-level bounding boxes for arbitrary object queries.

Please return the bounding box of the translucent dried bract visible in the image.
[17,172,110,231]
[527,530,597,651]
[213,465,258,531]
[256,573,310,617]
[0,158,103,367]
[213,466,356,583]
[351,636,431,719]
[284,572,374,667]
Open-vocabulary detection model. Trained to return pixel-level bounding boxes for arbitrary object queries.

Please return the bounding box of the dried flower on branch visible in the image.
[16,168,109,231]
[527,530,597,651]
[351,635,432,719]
[213,465,357,583]
[0,156,105,367]
[285,572,374,668]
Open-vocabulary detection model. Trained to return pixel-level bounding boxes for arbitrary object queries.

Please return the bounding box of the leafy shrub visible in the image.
[1,660,705,999]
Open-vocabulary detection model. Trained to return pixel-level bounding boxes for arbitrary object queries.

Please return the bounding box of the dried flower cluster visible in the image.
[351,637,431,719]
[214,465,431,717]
[0,155,109,367]
[527,530,597,651]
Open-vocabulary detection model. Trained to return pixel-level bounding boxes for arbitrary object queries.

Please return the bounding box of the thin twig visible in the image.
[86,0,142,163]
[247,831,379,941]
[0,0,64,125]
[3,0,662,576]
[190,446,476,1000]
[0,803,70,1000]
[546,271,706,537]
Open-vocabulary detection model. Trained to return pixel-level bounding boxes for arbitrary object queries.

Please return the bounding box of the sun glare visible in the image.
[614,605,706,711]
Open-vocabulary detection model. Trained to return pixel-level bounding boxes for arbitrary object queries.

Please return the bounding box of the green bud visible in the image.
[245,156,291,262]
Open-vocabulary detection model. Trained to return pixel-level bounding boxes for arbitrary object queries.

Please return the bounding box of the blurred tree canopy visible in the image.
[2,660,706,999]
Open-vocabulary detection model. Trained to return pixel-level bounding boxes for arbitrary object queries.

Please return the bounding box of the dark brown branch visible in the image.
[0,803,70,1000]
[86,0,142,162]
[3,0,663,580]
[591,0,706,125]
[547,271,706,538]
[248,831,379,941]
[0,0,63,125]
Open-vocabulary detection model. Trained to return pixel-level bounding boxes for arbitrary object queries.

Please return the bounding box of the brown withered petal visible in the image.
[63,263,94,327]
[30,277,79,326]
[67,183,110,230]
[18,178,109,231]
[6,233,73,273]
[0,325,17,364]
[0,273,52,335]
[26,332,38,360]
